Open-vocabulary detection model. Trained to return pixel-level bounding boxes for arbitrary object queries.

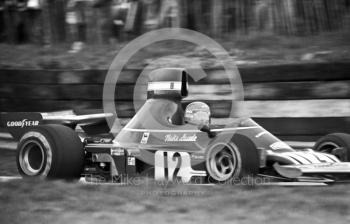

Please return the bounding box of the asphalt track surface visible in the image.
[1,151,350,224]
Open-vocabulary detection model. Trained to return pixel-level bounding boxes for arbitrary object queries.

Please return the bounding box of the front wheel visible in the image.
[16,125,84,179]
[205,134,259,183]
[314,133,350,162]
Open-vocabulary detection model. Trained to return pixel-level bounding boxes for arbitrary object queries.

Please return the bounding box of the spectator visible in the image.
[111,0,129,41]
[0,0,5,42]
[66,0,87,53]
[26,0,42,44]
[92,0,113,44]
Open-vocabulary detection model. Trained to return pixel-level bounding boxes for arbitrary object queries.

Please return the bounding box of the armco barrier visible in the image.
[0,62,349,115]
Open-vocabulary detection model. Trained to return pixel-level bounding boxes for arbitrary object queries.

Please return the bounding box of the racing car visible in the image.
[1,68,350,185]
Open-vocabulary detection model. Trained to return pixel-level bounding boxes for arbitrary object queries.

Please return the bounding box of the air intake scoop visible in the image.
[147,68,188,100]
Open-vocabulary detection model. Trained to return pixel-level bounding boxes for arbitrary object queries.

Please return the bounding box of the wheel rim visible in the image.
[19,141,45,176]
[317,142,340,153]
[316,141,349,161]
[208,143,238,181]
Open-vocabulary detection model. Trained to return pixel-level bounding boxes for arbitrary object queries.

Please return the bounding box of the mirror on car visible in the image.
[199,124,216,138]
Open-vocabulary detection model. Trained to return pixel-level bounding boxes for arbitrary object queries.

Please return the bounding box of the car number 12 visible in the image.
[154,151,206,183]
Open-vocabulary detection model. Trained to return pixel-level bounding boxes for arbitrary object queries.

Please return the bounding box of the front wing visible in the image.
[274,162,350,179]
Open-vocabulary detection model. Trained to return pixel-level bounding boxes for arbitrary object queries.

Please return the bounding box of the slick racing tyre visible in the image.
[205,133,259,182]
[314,133,350,162]
[16,125,84,179]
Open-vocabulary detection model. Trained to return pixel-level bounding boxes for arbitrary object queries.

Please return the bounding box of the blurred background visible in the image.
[0,0,349,68]
[1,0,349,44]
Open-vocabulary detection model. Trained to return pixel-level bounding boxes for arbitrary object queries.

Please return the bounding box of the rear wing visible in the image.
[0,111,114,140]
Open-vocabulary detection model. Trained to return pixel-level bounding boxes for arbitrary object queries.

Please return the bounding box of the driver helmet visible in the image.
[184,102,211,126]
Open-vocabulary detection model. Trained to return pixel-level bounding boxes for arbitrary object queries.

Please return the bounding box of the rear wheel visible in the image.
[314,133,350,162]
[205,134,259,183]
[16,125,84,179]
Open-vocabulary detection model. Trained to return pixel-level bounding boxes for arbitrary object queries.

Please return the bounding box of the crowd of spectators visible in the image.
[0,0,176,50]
[1,0,349,49]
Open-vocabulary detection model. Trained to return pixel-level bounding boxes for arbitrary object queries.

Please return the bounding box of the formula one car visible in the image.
[1,68,350,185]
